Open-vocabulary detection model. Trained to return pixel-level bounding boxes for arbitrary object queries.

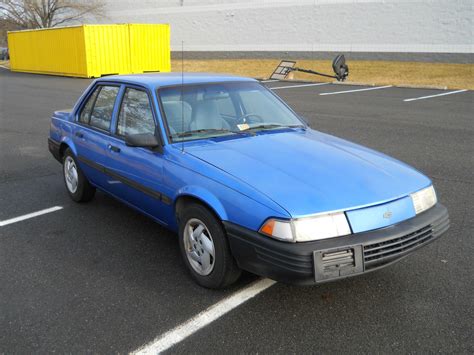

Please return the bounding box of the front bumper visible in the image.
[224,203,449,285]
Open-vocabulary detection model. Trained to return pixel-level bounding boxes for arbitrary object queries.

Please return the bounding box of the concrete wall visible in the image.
[100,0,473,62]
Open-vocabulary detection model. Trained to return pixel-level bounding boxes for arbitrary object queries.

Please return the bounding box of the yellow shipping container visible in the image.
[7,24,170,78]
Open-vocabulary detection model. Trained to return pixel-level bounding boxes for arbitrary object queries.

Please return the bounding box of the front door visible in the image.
[103,86,168,224]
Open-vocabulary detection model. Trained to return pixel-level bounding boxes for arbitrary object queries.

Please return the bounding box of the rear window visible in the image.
[79,85,119,131]
[79,87,100,124]
[89,86,120,131]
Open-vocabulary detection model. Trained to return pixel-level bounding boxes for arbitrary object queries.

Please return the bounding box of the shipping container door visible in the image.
[129,24,171,74]
[84,25,131,77]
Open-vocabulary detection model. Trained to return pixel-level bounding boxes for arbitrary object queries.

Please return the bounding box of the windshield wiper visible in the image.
[175,128,242,138]
[174,124,304,138]
[242,123,305,132]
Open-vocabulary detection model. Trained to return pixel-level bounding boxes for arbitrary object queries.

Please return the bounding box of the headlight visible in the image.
[293,212,351,241]
[259,212,351,243]
[410,185,437,214]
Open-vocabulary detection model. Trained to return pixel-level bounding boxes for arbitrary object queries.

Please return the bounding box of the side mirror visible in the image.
[125,133,160,148]
[332,54,349,81]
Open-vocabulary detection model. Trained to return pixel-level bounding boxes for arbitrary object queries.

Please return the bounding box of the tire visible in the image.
[178,203,241,289]
[62,148,96,202]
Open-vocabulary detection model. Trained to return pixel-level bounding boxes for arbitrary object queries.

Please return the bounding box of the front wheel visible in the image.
[62,149,96,202]
[178,203,241,289]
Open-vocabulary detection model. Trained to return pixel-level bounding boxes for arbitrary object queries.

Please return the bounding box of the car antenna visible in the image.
[181,40,184,154]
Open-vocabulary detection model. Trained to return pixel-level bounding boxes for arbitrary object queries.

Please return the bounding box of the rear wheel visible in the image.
[178,203,241,289]
[62,149,95,202]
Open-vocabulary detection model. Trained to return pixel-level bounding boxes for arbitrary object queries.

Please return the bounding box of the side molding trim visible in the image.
[77,156,172,205]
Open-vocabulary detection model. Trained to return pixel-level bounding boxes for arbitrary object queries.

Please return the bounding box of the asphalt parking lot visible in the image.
[0,68,473,353]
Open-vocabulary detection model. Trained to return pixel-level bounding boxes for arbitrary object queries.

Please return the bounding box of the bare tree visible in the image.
[0,18,8,42]
[0,0,105,30]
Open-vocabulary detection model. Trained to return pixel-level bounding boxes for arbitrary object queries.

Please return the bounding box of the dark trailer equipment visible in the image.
[270,54,349,81]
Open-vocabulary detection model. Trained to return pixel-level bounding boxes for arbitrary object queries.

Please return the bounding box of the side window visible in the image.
[89,86,120,131]
[79,87,100,124]
[117,88,155,136]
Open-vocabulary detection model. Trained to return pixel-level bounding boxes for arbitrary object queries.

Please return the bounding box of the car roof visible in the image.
[97,72,257,89]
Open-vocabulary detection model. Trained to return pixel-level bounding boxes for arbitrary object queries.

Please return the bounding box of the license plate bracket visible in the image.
[314,245,364,282]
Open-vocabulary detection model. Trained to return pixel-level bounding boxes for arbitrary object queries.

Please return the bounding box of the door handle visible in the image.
[75,132,84,138]
[108,144,121,153]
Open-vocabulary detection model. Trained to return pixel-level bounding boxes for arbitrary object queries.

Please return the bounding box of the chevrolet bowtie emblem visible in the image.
[383,211,393,219]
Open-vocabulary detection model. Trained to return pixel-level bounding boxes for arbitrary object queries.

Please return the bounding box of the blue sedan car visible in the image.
[48,73,449,288]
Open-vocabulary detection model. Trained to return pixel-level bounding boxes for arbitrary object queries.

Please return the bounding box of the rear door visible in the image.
[73,84,120,188]
[102,86,169,224]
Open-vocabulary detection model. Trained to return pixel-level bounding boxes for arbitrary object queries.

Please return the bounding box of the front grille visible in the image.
[363,224,434,269]
[361,212,450,270]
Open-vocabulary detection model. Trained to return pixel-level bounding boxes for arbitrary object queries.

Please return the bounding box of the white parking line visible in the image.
[260,79,279,83]
[319,85,392,96]
[270,82,330,90]
[0,206,63,227]
[133,278,276,354]
[403,89,468,102]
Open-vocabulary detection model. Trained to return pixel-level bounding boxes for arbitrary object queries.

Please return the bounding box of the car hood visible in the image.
[185,129,431,217]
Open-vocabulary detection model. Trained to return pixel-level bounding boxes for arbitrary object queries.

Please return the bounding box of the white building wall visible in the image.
[100,0,473,55]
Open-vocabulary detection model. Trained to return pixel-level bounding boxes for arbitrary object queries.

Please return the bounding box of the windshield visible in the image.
[158,82,304,142]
